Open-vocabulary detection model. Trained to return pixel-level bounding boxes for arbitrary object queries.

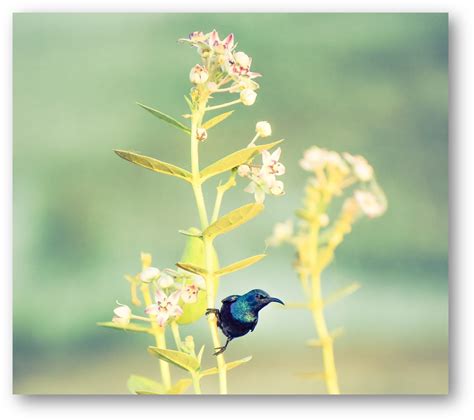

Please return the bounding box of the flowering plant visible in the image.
[267,146,386,394]
[98,30,285,394]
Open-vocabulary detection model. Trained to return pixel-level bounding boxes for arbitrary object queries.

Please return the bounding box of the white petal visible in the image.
[255,188,266,203]
[156,312,169,327]
[261,150,272,166]
[168,290,182,305]
[154,288,167,304]
[271,147,282,162]
[145,304,158,315]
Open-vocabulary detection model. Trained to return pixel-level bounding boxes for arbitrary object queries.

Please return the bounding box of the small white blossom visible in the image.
[262,148,285,176]
[266,219,294,247]
[240,89,257,106]
[140,267,160,283]
[112,302,132,326]
[196,127,208,141]
[189,64,209,84]
[157,272,174,288]
[145,289,183,327]
[256,121,272,138]
[299,146,328,172]
[343,153,374,182]
[354,190,386,218]
[181,275,206,304]
[238,164,251,177]
[234,51,251,68]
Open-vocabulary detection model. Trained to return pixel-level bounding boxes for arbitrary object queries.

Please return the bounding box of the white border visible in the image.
[2,1,470,419]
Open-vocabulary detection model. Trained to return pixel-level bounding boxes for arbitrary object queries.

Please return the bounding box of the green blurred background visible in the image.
[13,13,448,394]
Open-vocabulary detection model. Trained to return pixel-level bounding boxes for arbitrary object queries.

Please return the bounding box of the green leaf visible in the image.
[167,378,193,394]
[203,203,264,239]
[225,355,252,371]
[114,150,192,182]
[137,102,191,134]
[148,347,200,372]
[216,254,266,277]
[127,375,165,394]
[200,356,252,377]
[176,262,208,276]
[202,111,234,130]
[324,282,361,306]
[200,139,284,182]
[97,322,150,334]
[178,228,203,238]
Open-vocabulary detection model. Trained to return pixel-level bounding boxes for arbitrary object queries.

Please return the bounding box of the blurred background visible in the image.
[13,13,448,394]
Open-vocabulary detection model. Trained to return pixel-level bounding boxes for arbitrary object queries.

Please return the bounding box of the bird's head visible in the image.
[242,289,284,313]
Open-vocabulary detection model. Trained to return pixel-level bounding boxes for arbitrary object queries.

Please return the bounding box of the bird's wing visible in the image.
[221,294,239,303]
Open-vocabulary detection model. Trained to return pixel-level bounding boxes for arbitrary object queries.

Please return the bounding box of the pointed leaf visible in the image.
[225,355,252,371]
[176,262,208,276]
[200,140,284,182]
[148,347,200,372]
[202,111,234,130]
[203,203,264,239]
[97,322,150,334]
[199,367,219,377]
[167,378,192,394]
[127,375,165,394]
[324,282,361,306]
[216,254,266,277]
[178,228,203,237]
[137,102,191,134]
[115,150,192,182]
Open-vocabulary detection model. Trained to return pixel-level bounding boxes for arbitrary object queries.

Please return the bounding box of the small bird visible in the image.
[205,289,284,355]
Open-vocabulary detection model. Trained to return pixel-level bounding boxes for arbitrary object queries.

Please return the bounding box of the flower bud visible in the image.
[207,82,218,92]
[113,303,132,326]
[189,64,209,84]
[240,89,257,106]
[196,127,208,141]
[255,121,272,138]
[238,164,251,177]
[270,180,285,196]
[234,51,251,68]
[140,267,160,283]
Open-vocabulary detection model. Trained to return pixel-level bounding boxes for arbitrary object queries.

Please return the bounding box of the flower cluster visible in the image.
[238,146,286,203]
[180,29,261,105]
[111,256,207,328]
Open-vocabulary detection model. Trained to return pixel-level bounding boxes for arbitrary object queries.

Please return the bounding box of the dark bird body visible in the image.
[206,289,284,355]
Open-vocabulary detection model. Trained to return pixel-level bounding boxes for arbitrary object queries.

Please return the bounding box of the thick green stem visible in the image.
[189,101,228,394]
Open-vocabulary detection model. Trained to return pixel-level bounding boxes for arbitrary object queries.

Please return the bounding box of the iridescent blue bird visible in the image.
[205,289,284,355]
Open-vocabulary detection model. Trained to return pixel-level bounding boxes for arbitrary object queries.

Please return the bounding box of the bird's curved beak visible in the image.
[268,297,284,305]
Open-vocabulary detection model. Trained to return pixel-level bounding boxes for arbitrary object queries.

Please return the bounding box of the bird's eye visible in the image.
[257,294,264,299]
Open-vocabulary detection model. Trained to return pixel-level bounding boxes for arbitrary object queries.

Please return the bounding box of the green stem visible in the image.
[170,321,182,351]
[189,100,228,394]
[308,222,340,395]
[206,99,241,112]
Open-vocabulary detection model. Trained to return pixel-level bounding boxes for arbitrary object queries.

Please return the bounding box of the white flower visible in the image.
[208,30,234,54]
[238,164,251,177]
[262,148,285,176]
[145,289,183,327]
[157,272,174,288]
[181,276,206,304]
[343,153,374,182]
[196,127,208,141]
[189,64,209,84]
[244,180,266,203]
[270,180,285,195]
[112,302,132,326]
[266,219,293,247]
[299,146,327,172]
[140,267,160,283]
[354,190,386,218]
[234,51,251,68]
[256,121,272,138]
[240,89,257,106]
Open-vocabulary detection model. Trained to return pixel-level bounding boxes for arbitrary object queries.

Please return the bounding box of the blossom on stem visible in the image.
[145,289,183,327]
[180,275,206,304]
[189,64,209,84]
[240,89,257,106]
[140,266,160,283]
[266,219,294,247]
[354,190,386,218]
[256,121,272,138]
[343,153,374,182]
[112,302,132,326]
[262,148,285,176]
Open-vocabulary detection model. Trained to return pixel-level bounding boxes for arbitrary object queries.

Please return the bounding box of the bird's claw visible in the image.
[205,308,219,317]
[213,346,226,356]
